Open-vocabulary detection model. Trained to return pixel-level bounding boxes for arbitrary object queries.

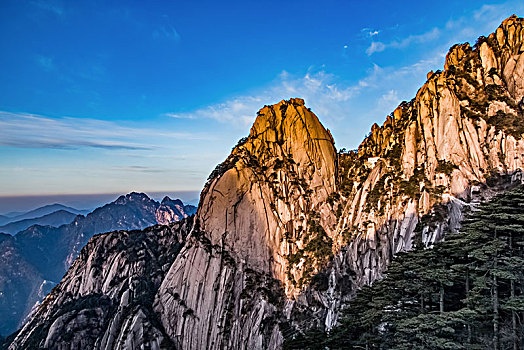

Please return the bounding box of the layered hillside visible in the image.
[0,210,78,235]
[0,204,89,226]
[6,15,524,350]
[0,193,195,337]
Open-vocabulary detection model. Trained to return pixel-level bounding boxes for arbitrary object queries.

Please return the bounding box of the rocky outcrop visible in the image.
[7,15,524,350]
[8,219,192,350]
[155,197,196,225]
[154,98,337,349]
[0,193,195,337]
[295,14,524,331]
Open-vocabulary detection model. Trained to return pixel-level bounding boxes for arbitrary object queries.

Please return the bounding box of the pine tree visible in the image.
[286,186,524,349]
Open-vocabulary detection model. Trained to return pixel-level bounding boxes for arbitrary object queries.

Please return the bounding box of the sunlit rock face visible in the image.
[156,197,196,225]
[154,98,337,349]
[7,16,524,350]
[305,15,524,330]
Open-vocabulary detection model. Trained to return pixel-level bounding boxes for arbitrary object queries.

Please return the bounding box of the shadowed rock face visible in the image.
[7,16,524,350]
[0,193,195,338]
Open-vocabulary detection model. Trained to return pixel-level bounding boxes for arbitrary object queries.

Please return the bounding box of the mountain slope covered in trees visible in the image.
[286,185,524,349]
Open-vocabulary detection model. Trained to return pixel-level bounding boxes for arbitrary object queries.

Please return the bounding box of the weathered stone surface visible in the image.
[297,15,524,331]
[7,15,524,350]
[154,98,337,349]
[8,220,191,349]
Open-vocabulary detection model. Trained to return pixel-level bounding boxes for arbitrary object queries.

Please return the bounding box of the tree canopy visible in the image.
[285,185,524,350]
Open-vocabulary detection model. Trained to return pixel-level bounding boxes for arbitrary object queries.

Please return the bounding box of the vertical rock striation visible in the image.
[154,98,337,349]
[7,15,524,350]
[293,14,524,331]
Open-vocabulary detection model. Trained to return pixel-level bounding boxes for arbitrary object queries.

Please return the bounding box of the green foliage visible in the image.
[487,110,524,138]
[338,150,358,197]
[387,142,403,170]
[232,136,249,150]
[207,155,239,182]
[366,176,387,214]
[436,159,459,176]
[304,229,333,262]
[399,167,426,197]
[285,185,524,349]
[286,217,333,288]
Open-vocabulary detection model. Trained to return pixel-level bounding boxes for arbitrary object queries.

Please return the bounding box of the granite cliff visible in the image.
[6,15,524,350]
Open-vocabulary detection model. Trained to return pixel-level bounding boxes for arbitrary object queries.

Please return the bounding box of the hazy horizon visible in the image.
[0,190,201,214]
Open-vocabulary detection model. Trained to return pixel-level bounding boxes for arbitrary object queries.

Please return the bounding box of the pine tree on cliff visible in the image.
[285,185,524,349]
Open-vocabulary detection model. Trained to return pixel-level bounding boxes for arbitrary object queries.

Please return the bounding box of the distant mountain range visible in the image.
[0,210,78,235]
[0,204,89,226]
[0,192,196,337]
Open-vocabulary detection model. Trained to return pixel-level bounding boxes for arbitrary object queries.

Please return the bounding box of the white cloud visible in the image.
[366,27,440,55]
[165,70,360,128]
[161,5,523,148]
[164,113,196,119]
[0,111,210,150]
[366,41,386,55]
[369,1,524,58]
[360,28,380,37]
[378,89,399,111]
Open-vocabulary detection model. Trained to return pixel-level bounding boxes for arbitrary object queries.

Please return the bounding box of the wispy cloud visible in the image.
[366,1,524,57]
[31,0,64,16]
[153,15,181,42]
[163,112,197,119]
[360,28,380,37]
[366,27,440,55]
[35,55,55,71]
[378,89,399,107]
[165,70,360,128]
[366,42,386,55]
[445,2,524,42]
[110,165,170,174]
[0,111,209,150]
[153,25,181,41]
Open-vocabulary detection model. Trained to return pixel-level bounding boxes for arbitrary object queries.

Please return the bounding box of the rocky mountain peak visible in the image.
[160,196,183,208]
[114,192,150,205]
[196,98,337,281]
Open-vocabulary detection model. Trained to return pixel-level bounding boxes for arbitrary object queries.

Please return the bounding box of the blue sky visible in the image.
[0,0,523,206]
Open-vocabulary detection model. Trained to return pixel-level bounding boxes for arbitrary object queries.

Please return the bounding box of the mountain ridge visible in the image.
[0,192,195,337]
[0,204,88,224]
[0,210,78,235]
[6,15,524,350]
